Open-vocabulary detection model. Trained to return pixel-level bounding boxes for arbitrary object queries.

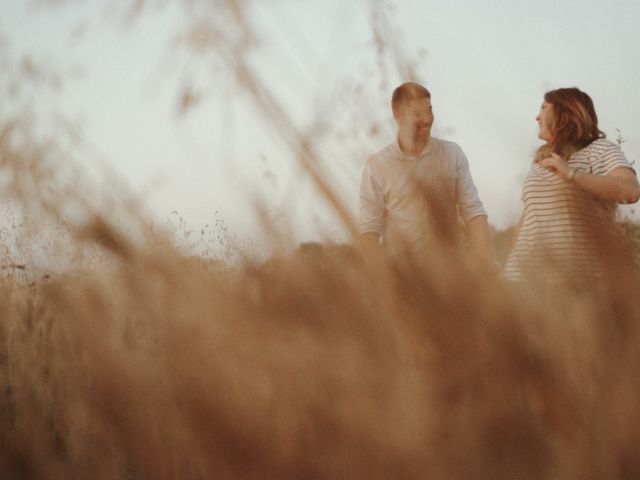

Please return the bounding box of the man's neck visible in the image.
[398,135,430,157]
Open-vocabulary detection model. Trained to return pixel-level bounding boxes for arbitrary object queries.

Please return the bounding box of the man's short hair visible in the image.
[391,82,431,112]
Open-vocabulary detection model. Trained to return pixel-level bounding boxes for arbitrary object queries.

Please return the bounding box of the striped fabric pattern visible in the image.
[504,139,634,281]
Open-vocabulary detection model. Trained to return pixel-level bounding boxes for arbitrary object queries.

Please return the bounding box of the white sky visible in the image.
[2,0,640,251]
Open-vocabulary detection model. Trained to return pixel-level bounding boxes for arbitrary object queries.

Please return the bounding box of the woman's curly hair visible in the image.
[536,87,605,160]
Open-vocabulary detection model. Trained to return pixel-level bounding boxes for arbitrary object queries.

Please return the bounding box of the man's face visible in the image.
[394,97,434,143]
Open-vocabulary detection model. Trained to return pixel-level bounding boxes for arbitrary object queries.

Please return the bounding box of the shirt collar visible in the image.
[395,137,434,159]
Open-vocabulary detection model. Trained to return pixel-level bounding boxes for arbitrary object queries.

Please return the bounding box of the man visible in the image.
[358,82,493,263]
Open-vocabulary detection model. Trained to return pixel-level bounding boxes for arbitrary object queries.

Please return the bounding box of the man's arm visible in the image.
[358,157,385,251]
[453,146,496,264]
[466,215,495,264]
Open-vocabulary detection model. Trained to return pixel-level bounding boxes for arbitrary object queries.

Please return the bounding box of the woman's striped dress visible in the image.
[504,139,634,282]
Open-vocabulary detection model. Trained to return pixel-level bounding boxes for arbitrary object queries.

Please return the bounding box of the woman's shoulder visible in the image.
[580,137,631,174]
[588,137,620,152]
[571,138,621,160]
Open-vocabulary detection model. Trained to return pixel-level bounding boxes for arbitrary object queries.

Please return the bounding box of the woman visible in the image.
[504,87,640,282]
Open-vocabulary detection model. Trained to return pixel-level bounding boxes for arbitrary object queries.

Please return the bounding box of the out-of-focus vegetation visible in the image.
[2,1,640,479]
[2,202,640,479]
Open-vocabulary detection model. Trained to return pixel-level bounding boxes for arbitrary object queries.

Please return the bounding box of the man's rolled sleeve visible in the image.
[455,146,487,223]
[358,158,385,235]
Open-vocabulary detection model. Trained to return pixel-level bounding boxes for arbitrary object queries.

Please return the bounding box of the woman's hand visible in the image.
[537,153,572,181]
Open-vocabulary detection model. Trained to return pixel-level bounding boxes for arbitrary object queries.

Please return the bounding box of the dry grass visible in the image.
[2,2,640,479]
[1,207,640,479]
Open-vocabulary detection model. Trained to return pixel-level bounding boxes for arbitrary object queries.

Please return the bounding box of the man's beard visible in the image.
[413,126,430,143]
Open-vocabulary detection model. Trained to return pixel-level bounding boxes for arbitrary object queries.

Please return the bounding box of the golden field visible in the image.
[1,198,640,478]
[3,2,640,477]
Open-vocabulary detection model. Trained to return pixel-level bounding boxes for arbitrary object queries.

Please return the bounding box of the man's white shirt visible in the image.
[359,137,486,256]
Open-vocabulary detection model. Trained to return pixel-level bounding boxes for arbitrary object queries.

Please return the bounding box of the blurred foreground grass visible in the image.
[1,213,640,479]
[3,2,640,477]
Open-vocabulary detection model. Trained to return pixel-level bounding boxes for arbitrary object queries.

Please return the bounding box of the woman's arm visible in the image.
[538,153,640,204]
[572,167,640,204]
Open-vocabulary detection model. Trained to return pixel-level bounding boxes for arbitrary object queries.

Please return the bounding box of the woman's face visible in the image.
[536,101,555,142]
